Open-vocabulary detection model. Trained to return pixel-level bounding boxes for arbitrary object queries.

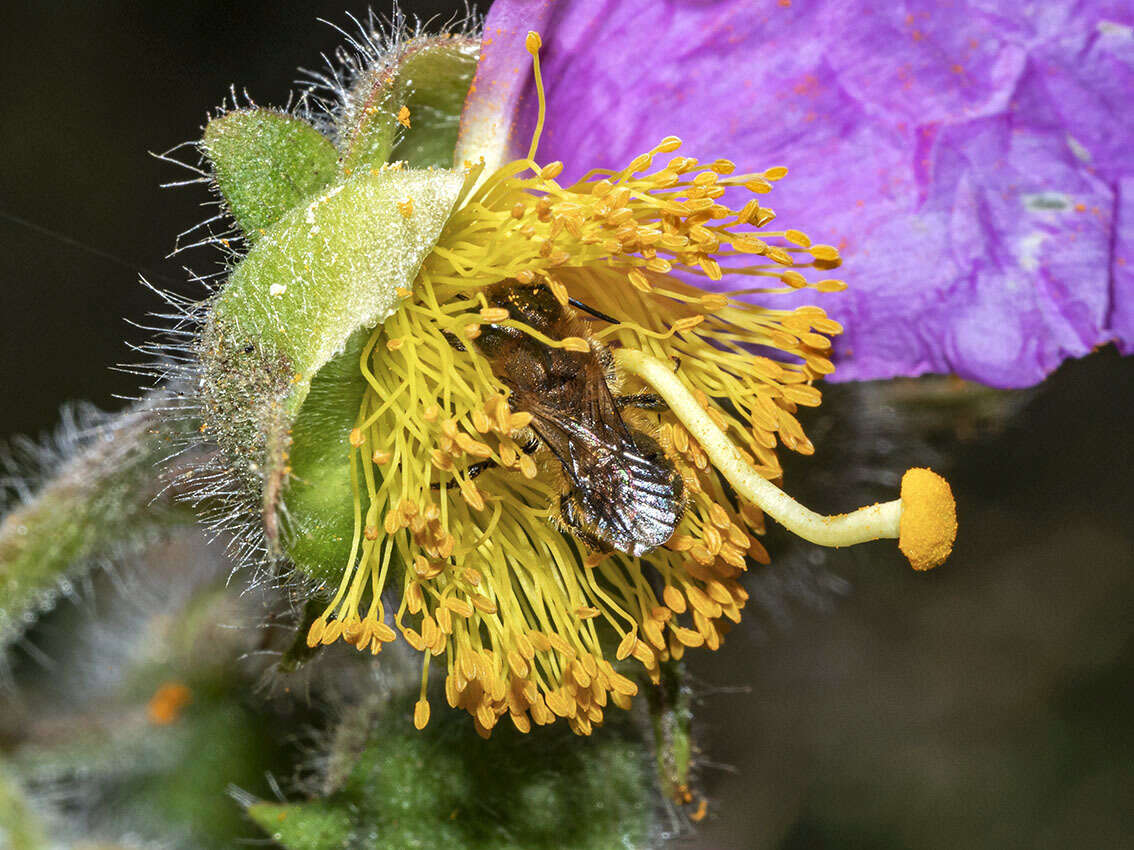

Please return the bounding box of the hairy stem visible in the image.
[0,392,200,646]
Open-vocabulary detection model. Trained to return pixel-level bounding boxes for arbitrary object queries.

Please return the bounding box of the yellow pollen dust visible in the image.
[305,30,953,737]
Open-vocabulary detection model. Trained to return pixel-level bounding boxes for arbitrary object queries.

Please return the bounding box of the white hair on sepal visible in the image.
[154,142,244,261]
[98,157,286,597]
[297,3,482,147]
[103,264,278,598]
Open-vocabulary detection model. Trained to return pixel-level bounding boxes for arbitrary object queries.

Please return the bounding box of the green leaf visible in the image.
[203,109,339,242]
[0,396,197,648]
[338,34,480,173]
[248,696,658,850]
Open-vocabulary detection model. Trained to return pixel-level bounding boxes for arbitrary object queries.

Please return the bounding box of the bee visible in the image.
[450,282,685,557]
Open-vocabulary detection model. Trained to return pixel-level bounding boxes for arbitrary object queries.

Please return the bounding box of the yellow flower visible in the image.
[306,33,955,737]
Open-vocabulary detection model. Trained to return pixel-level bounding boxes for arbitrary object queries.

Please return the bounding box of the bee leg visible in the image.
[466,459,497,479]
[615,393,667,410]
[440,330,467,352]
[430,459,497,489]
[518,434,541,455]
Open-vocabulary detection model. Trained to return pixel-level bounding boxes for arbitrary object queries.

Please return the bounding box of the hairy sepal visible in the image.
[198,167,463,576]
[203,109,339,243]
[338,34,480,173]
[282,330,369,583]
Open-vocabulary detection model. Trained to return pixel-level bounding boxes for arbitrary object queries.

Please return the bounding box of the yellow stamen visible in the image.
[524,31,546,162]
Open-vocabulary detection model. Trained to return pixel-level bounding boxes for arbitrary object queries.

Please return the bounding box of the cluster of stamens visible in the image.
[303,33,851,736]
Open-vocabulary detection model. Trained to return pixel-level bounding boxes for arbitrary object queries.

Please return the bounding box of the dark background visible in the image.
[2,4,1131,849]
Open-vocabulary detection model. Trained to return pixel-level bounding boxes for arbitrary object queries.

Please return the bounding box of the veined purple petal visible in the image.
[462,0,1134,388]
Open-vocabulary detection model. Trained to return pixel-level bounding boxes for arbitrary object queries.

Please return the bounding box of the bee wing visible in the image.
[521,353,630,476]
[523,363,632,489]
[526,394,681,553]
[580,357,633,442]
[524,403,610,487]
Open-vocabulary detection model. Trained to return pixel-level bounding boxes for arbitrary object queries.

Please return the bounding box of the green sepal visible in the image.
[198,166,463,573]
[203,109,339,242]
[281,330,368,583]
[197,34,478,581]
[205,167,463,417]
[247,695,658,850]
[338,34,480,173]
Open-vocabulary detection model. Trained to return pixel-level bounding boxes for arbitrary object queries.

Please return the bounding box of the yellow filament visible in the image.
[525,31,546,163]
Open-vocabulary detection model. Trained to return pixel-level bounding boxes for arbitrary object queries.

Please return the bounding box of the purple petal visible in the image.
[462,0,1134,387]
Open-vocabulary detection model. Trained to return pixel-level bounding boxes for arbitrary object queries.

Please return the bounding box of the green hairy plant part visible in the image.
[247,695,656,850]
[202,111,340,243]
[0,398,199,648]
[194,34,474,580]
